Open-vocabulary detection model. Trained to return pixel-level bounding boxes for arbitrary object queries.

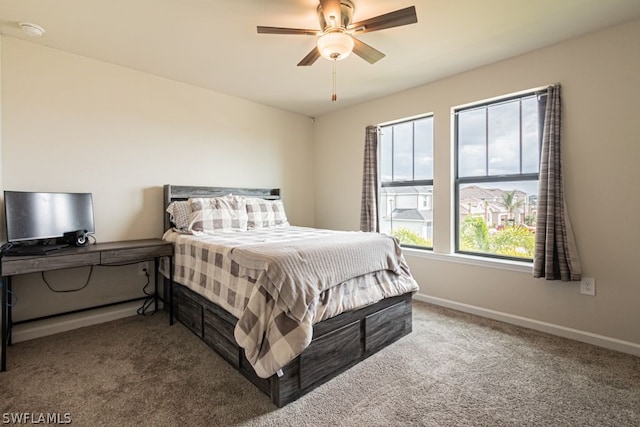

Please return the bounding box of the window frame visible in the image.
[379,115,434,250]
[453,90,546,262]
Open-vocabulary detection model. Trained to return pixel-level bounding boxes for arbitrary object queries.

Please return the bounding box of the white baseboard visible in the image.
[11,302,144,343]
[414,293,640,357]
[12,293,639,358]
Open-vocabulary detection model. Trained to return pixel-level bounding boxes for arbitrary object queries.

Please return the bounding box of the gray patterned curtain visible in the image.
[360,125,380,232]
[533,84,582,281]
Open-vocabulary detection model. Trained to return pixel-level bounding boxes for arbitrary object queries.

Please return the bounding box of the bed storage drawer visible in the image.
[239,357,271,395]
[364,298,412,354]
[203,308,240,368]
[171,282,414,408]
[299,320,361,390]
[176,288,203,338]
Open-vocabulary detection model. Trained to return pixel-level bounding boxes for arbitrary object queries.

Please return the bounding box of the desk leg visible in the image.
[1,276,7,372]
[8,277,13,346]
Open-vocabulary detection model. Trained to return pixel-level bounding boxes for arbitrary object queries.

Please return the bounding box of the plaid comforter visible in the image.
[163,226,418,378]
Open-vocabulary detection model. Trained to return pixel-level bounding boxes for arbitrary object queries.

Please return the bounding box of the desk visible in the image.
[1,239,173,372]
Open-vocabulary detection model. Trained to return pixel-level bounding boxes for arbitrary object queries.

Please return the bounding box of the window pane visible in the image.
[488,100,520,175]
[458,181,538,259]
[456,91,541,261]
[522,96,540,173]
[392,122,413,181]
[380,185,433,248]
[414,117,434,180]
[458,108,486,177]
[380,128,393,182]
[379,115,434,250]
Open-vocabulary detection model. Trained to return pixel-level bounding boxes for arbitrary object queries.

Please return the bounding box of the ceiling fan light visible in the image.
[317,32,354,61]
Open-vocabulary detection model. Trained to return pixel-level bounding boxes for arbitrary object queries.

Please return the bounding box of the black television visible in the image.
[4,191,95,243]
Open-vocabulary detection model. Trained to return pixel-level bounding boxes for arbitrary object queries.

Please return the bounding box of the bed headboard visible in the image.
[163,184,281,231]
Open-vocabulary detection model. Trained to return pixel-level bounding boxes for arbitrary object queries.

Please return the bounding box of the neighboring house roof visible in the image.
[382,186,432,195]
[459,185,533,214]
[391,208,433,221]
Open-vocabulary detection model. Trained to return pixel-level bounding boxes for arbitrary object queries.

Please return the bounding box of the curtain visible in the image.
[360,125,379,232]
[533,84,582,281]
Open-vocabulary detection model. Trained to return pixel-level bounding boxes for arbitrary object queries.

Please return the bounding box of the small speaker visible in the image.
[63,230,89,247]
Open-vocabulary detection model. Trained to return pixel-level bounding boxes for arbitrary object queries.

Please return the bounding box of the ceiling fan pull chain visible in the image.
[332,59,337,102]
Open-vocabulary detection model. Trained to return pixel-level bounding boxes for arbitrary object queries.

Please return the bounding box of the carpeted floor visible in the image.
[1,300,639,426]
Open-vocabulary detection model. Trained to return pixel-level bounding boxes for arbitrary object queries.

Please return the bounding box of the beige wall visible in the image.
[2,20,639,352]
[1,38,315,325]
[313,19,640,348]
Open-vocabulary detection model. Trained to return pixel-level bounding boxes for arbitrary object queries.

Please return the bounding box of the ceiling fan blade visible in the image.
[349,6,418,34]
[297,47,321,66]
[257,26,319,36]
[352,37,385,64]
[319,0,342,29]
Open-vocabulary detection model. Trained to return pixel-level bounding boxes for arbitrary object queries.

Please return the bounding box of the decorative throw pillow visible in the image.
[188,196,248,233]
[245,197,289,229]
[166,201,191,232]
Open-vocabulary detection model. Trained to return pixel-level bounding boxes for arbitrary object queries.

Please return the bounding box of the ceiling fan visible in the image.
[257,0,418,66]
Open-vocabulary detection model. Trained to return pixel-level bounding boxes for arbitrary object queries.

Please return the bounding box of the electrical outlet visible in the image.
[580,277,595,296]
[138,261,149,276]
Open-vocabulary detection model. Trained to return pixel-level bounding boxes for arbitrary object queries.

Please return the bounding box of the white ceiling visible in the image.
[1,0,640,118]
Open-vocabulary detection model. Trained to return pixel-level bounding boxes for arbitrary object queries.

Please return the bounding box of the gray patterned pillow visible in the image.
[188,196,248,233]
[166,201,191,232]
[245,197,289,229]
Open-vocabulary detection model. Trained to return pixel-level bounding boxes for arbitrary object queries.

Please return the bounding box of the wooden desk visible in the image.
[1,239,173,372]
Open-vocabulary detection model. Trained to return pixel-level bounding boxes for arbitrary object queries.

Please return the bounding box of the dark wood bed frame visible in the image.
[163,184,414,407]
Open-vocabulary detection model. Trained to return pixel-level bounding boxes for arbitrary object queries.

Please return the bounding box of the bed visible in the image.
[162,184,418,407]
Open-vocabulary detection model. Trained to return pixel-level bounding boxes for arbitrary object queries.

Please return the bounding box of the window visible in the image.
[454,91,546,260]
[379,116,433,249]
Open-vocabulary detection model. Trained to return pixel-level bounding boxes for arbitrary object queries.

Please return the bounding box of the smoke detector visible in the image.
[19,22,45,37]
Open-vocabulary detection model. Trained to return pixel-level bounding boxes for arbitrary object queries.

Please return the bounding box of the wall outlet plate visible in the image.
[580,277,595,296]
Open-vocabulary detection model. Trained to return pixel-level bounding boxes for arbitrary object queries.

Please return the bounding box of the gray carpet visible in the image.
[1,301,639,426]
